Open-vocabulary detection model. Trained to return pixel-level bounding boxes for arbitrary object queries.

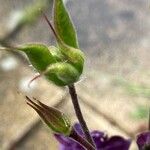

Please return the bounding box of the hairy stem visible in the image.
[68,84,96,147]
[69,128,96,150]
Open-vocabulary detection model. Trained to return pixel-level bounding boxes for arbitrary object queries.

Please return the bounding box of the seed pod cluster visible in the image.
[17,0,84,86]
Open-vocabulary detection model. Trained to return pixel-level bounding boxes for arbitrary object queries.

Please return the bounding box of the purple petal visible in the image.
[91,130,108,148]
[59,145,71,150]
[55,123,131,150]
[74,123,84,136]
[54,123,87,150]
[54,134,74,146]
[102,136,131,150]
[54,133,84,150]
[73,143,85,150]
[57,139,84,150]
[137,131,150,150]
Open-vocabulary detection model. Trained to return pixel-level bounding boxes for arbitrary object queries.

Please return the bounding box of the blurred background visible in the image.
[0,0,149,149]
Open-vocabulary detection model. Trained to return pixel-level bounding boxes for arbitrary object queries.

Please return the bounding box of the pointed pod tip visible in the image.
[25,97,72,135]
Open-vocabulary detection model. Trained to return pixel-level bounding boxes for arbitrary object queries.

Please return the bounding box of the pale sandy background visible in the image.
[0,0,149,149]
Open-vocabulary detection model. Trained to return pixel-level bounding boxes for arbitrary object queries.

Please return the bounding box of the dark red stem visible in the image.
[69,128,96,150]
[68,84,96,147]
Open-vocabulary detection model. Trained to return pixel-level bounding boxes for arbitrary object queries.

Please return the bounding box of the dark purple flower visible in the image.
[137,131,150,150]
[55,123,131,150]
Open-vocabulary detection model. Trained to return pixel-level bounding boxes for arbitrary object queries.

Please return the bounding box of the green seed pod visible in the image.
[58,43,85,74]
[18,43,56,71]
[18,43,65,85]
[44,14,85,74]
[17,43,81,86]
[53,0,79,48]
[52,0,84,73]
[45,62,80,85]
[48,46,64,62]
[26,96,71,135]
[1,0,85,87]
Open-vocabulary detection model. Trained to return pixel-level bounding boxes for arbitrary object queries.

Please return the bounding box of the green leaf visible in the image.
[53,0,79,48]
[18,44,82,86]
[48,46,64,62]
